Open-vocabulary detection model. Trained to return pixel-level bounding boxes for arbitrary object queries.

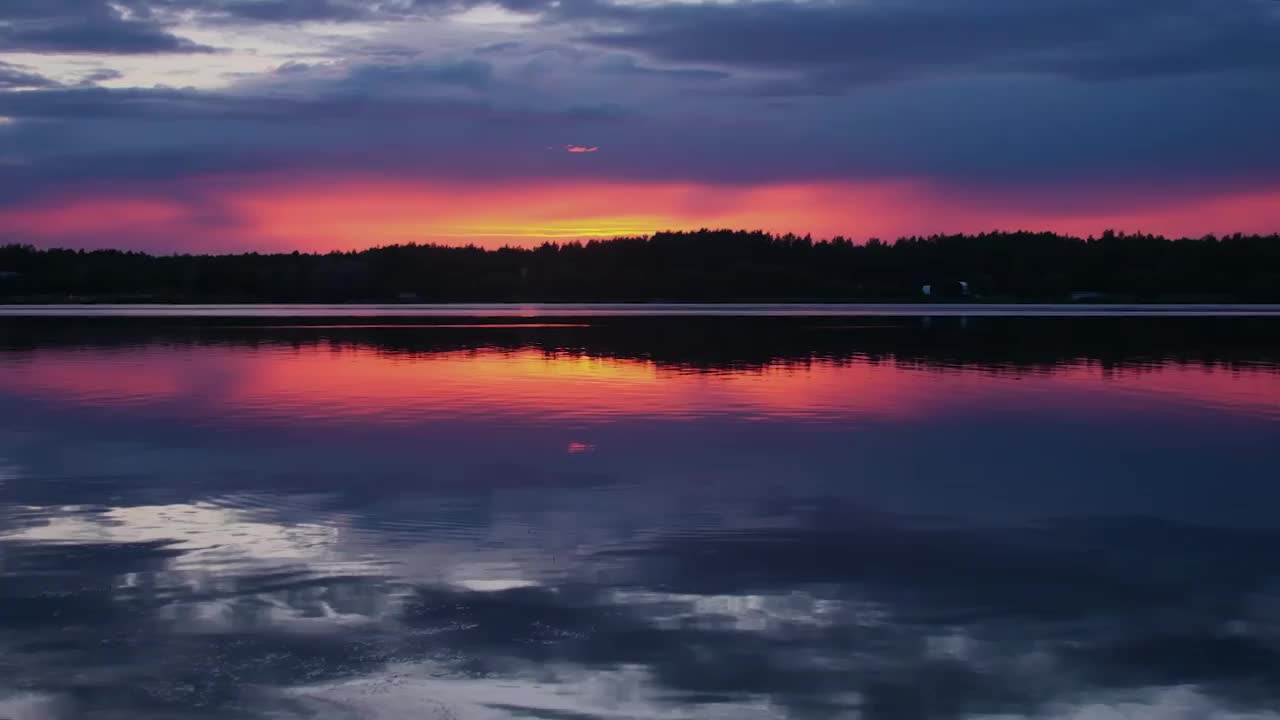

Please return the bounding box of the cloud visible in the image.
[342,59,497,92]
[573,0,1280,89]
[1,66,1278,216]
[187,0,375,22]
[0,62,57,90]
[83,0,484,26]
[476,40,523,55]
[0,0,214,54]
[564,144,598,153]
[1,0,1278,239]
[0,83,631,206]
[594,54,728,82]
[77,68,125,85]
[0,87,273,121]
[274,61,314,75]
[16,0,1274,85]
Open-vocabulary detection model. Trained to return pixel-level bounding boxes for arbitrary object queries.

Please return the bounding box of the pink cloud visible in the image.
[564,145,599,153]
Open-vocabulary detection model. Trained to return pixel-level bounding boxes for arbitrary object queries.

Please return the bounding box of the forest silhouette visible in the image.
[3,229,1279,302]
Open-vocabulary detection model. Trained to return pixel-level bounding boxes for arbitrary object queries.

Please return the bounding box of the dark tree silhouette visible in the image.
[2,229,1278,302]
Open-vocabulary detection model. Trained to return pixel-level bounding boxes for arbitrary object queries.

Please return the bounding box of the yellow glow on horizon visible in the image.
[439,217,671,238]
[214,178,917,249]
[5,175,1280,252]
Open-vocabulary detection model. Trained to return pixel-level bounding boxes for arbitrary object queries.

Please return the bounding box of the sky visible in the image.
[1,0,1279,252]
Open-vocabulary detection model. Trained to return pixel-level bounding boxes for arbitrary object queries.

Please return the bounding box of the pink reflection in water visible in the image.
[0,344,1277,426]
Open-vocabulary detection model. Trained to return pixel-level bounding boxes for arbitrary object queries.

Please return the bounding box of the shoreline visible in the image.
[5,302,1280,318]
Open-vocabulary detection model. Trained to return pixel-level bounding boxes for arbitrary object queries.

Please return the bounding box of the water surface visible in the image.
[1,315,1278,719]
[4,302,1280,317]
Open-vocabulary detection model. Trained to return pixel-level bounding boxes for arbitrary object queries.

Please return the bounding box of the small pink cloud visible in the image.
[564,145,599,153]
[566,441,596,453]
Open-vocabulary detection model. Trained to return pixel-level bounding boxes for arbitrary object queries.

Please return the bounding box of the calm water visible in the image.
[1,314,1279,719]
[4,303,1280,317]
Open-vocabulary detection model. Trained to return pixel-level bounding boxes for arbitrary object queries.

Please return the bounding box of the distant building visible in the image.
[922,280,970,298]
[0,270,18,281]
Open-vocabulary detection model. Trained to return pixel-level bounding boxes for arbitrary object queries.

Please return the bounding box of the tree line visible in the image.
[2,229,1278,302]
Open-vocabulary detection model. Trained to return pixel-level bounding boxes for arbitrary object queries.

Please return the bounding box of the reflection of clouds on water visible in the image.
[7,502,343,566]
[3,454,1280,719]
[2,499,1280,718]
[283,678,1280,720]
[608,589,872,632]
[992,687,1280,720]
[0,459,17,485]
[1,326,1280,719]
[0,693,61,720]
[283,662,785,719]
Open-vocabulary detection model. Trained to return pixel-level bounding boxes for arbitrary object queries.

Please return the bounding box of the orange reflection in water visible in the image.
[1,344,1278,425]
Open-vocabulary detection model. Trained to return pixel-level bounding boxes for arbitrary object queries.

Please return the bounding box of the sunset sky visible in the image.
[2,0,1279,252]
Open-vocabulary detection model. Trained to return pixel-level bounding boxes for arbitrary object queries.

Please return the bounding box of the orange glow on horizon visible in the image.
[2,176,1279,252]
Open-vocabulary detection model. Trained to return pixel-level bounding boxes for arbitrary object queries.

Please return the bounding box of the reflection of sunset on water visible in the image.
[1,319,1279,720]
[2,343,1278,426]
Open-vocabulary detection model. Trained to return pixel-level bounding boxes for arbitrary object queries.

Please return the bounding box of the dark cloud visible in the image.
[78,67,125,85]
[9,0,1277,78]
[0,62,58,90]
[594,54,729,82]
[0,84,630,205]
[192,0,373,22]
[0,0,1278,216]
[0,0,512,36]
[476,41,523,55]
[341,59,497,92]
[0,0,214,54]
[273,60,313,74]
[574,0,1280,88]
[0,87,271,120]
[1,65,1278,211]
[122,0,468,23]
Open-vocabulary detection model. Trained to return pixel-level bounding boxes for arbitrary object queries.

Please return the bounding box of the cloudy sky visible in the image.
[1,0,1279,251]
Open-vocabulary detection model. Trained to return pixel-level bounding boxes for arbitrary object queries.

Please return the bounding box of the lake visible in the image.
[1,310,1279,719]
